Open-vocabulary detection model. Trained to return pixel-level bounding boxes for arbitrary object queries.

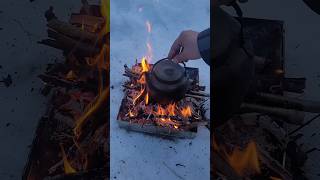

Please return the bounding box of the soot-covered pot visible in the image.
[146,58,189,104]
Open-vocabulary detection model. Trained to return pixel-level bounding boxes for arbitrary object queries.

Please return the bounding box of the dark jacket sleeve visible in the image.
[197,28,211,65]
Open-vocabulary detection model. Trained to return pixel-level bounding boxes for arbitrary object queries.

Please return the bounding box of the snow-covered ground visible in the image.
[110,0,210,180]
[0,0,84,179]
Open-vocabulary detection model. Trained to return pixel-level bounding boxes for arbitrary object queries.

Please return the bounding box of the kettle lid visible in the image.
[152,59,185,84]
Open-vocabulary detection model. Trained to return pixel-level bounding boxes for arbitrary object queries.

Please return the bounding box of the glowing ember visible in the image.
[181,106,192,118]
[158,117,177,126]
[226,141,261,176]
[60,144,76,174]
[173,125,179,129]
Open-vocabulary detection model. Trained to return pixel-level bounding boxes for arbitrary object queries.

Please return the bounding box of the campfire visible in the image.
[212,17,318,180]
[117,57,209,138]
[116,16,208,138]
[23,1,109,179]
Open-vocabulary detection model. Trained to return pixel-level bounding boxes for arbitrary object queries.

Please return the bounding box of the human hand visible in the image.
[167,30,201,63]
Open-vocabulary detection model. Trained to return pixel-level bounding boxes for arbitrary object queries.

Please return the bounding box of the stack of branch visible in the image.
[213,57,320,179]
[121,63,209,131]
[24,1,109,180]
[241,92,320,125]
[213,83,319,179]
[39,1,107,57]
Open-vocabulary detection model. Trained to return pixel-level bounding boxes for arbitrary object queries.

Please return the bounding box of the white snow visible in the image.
[110,0,210,180]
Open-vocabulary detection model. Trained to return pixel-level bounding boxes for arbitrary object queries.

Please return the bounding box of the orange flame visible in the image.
[167,103,176,116]
[181,106,192,118]
[156,105,166,116]
[60,144,76,174]
[137,74,146,84]
[74,88,109,137]
[145,93,149,105]
[137,57,149,84]
[141,57,150,73]
[173,125,179,129]
[226,141,261,176]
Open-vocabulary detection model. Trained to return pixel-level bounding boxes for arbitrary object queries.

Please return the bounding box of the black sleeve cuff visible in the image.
[197,28,211,65]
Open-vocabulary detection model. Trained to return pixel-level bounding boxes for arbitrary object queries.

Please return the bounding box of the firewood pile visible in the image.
[23,1,109,180]
[117,58,209,138]
[213,18,320,180]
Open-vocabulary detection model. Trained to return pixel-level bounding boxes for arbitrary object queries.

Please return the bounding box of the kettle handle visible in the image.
[156,57,186,67]
[180,62,186,67]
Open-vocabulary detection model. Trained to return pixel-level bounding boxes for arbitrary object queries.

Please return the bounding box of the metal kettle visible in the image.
[146,58,189,104]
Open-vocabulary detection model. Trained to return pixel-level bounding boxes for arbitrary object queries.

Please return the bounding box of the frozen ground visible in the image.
[110,0,210,180]
[0,1,84,179]
[225,0,320,179]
